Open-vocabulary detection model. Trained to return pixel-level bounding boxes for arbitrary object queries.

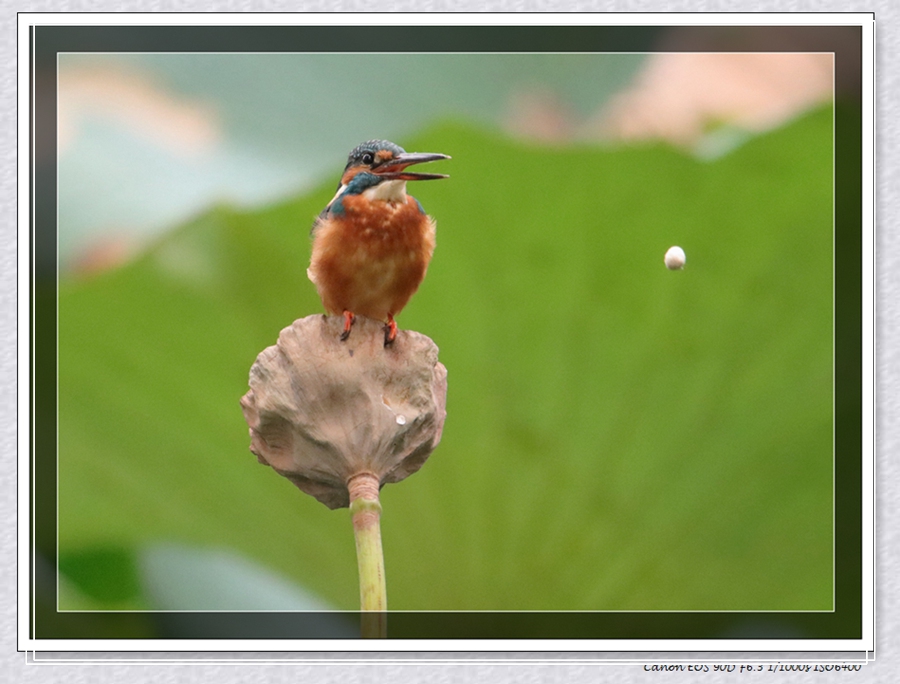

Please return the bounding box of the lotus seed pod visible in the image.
[240,315,447,509]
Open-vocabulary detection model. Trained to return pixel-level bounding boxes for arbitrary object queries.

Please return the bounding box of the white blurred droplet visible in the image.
[665,245,686,270]
[396,415,406,425]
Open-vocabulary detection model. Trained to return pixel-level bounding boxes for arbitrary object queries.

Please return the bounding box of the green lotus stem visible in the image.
[348,473,386,638]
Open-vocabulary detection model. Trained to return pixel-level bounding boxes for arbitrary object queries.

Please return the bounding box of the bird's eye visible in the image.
[362,152,375,165]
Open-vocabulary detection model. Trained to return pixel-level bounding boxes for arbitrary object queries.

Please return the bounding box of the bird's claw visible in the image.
[341,311,355,342]
[383,317,398,347]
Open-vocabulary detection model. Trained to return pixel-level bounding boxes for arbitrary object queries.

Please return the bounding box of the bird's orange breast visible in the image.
[308,194,436,322]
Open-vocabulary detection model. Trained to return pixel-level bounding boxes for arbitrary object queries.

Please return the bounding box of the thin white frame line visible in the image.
[21,12,872,653]
[57,51,841,55]
[30,22,37,646]
[27,656,874,665]
[53,49,840,616]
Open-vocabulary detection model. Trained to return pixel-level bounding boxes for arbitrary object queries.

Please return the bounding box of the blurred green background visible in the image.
[55,49,835,624]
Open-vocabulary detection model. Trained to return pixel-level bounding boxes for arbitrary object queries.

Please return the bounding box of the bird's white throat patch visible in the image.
[364,179,408,204]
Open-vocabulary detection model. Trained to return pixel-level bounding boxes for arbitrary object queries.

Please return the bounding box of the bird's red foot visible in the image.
[383,316,398,347]
[340,311,355,341]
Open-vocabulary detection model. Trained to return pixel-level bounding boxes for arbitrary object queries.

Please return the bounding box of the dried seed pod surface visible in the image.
[240,315,447,509]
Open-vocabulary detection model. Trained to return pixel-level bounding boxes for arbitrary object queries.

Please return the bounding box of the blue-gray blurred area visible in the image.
[58,53,647,272]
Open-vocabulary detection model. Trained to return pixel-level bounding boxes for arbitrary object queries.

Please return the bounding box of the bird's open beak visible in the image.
[373,152,450,181]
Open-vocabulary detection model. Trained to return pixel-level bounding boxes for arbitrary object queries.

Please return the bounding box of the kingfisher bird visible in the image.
[308,139,450,346]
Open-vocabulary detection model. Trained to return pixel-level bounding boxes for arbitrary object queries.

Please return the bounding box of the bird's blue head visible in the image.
[324,140,449,216]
